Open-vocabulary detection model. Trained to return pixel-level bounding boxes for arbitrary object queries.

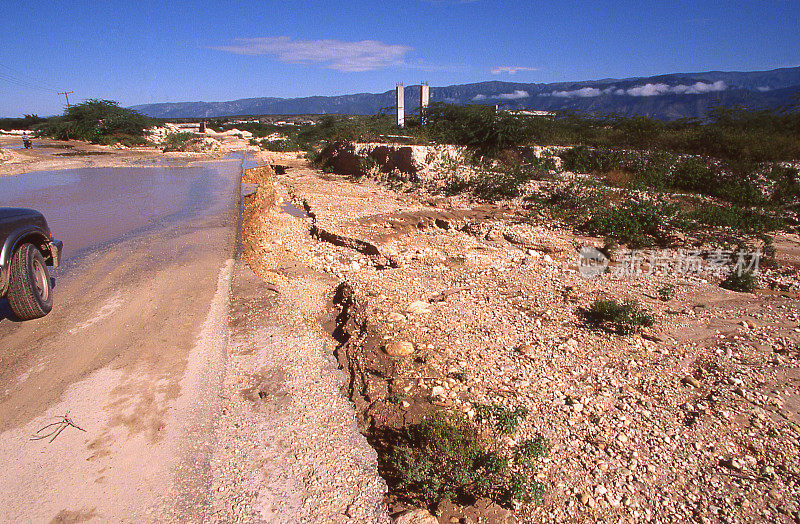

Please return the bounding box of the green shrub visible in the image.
[295,113,402,148]
[670,157,718,193]
[388,407,548,512]
[560,146,630,174]
[422,103,539,156]
[36,99,154,143]
[658,284,676,301]
[584,196,692,248]
[438,156,554,201]
[691,203,784,233]
[720,270,757,293]
[254,138,300,151]
[0,114,46,131]
[769,165,800,204]
[162,132,199,152]
[587,298,654,334]
[474,404,529,435]
[534,179,610,221]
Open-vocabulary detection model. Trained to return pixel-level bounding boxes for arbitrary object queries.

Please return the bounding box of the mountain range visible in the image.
[132,66,800,121]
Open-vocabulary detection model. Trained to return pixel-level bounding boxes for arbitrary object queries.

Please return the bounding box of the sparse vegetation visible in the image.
[587,298,655,334]
[299,105,798,250]
[658,284,677,301]
[388,406,548,512]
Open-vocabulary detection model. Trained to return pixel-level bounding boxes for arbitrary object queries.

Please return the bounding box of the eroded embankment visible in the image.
[213,163,388,523]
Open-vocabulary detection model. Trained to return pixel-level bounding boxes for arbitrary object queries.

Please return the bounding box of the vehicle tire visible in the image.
[7,243,53,320]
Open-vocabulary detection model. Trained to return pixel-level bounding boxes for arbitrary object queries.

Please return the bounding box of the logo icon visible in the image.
[578,247,609,279]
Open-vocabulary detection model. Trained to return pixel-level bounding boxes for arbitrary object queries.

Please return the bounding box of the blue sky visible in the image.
[1,0,798,116]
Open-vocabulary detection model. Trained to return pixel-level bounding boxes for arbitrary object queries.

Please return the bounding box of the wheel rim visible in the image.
[32,259,49,302]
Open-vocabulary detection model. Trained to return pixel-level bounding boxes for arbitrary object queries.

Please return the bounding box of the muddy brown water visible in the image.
[0,160,242,260]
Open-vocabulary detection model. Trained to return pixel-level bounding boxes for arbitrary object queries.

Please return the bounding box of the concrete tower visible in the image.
[420,83,430,125]
[396,84,405,128]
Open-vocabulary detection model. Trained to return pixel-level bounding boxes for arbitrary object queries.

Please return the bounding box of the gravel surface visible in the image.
[241,151,800,523]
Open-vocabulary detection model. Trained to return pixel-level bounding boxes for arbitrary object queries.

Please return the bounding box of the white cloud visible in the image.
[497,90,529,100]
[472,90,529,101]
[211,36,412,72]
[543,81,728,98]
[625,83,672,96]
[550,87,602,98]
[626,81,727,96]
[491,66,539,75]
[757,86,771,92]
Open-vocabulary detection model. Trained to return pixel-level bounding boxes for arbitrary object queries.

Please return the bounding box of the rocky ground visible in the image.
[241,150,800,523]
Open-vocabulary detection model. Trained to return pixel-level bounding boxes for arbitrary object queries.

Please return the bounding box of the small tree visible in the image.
[37,99,154,144]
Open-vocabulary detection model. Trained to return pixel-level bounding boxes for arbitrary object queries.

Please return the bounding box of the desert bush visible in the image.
[560,146,629,174]
[720,269,757,293]
[162,132,200,152]
[553,107,800,165]
[295,114,401,148]
[587,298,655,334]
[533,179,610,222]
[769,165,800,205]
[691,203,784,233]
[584,196,692,248]
[253,137,301,151]
[658,284,676,301]
[37,99,154,144]
[388,407,548,512]
[422,103,538,156]
[474,404,529,435]
[670,157,718,193]
[470,160,552,201]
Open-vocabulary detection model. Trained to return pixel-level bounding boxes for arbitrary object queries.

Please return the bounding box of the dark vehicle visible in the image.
[0,208,62,320]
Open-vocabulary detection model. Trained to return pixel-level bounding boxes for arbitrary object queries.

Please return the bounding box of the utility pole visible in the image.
[57,91,73,109]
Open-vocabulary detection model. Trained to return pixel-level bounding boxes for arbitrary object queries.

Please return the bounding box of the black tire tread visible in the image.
[7,243,52,320]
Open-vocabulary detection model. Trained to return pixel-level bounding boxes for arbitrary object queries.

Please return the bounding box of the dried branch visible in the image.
[31,414,86,443]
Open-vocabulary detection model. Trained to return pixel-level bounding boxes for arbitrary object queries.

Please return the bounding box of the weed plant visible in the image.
[587,299,655,334]
[388,406,549,512]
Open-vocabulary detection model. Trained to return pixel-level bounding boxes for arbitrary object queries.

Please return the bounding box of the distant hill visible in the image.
[131,66,800,121]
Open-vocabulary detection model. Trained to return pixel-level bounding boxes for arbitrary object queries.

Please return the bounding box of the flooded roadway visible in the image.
[0,156,247,521]
[0,163,234,260]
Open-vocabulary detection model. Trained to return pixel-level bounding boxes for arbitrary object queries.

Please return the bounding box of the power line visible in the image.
[0,63,59,92]
[0,71,56,92]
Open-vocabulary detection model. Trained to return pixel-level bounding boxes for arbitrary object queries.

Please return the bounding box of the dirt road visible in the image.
[0,147,388,523]
[0,157,240,521]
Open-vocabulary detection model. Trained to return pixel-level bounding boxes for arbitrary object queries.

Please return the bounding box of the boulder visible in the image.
[384,340,415,357]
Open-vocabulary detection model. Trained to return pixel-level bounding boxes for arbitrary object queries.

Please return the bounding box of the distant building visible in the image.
[508,109,556,117]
